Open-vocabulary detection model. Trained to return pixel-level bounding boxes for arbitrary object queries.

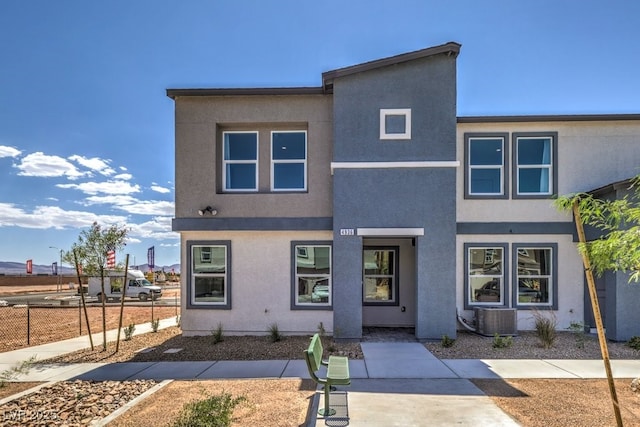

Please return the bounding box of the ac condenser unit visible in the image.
[474,307,517,336]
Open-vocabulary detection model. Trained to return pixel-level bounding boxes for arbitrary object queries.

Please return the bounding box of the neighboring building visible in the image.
[168,41,640,341]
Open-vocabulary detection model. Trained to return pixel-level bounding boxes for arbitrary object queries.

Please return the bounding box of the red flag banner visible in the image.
[107,250,116,269]
[26,259,33,275]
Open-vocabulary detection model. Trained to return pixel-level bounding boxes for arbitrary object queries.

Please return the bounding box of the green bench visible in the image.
[303,333,351,416]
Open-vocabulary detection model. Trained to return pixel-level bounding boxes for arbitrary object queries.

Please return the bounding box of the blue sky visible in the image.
[1,0,639,268]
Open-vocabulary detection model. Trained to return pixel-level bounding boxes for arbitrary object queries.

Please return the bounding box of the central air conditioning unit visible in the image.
[474,307,517,336]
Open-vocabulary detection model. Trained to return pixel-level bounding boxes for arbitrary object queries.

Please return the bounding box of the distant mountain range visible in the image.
[0,261,181,275]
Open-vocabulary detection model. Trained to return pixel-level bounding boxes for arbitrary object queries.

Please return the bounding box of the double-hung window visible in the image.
[465,244,506,307]
[292,242,331,309]
[514,133,557,197]
[188,241,231,308]
[514,245,556,308]
[363,247,399,305]
[465,133,508,198]
[271,131,307,191]
[223,131,258,192]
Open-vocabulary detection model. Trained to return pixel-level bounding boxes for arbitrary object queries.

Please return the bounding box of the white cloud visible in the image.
[69,155,116,176]
[0,203,127,229]
[83,195,174,216]
[0,146,21,158]
[128,216,179,240]
[15,152,87,179]
[114,173,132,180]
[57,180,141,196]
[150,185,171,194]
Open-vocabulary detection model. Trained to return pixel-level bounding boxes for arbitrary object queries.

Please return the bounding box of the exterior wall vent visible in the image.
[474,307,517,336]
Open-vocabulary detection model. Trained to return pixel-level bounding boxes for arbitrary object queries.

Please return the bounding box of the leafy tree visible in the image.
[555,176,640,427]
[67,222,129,350]
[555,176,640,282]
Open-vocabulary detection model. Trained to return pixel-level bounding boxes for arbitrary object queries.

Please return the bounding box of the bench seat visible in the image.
[303,333,351,416]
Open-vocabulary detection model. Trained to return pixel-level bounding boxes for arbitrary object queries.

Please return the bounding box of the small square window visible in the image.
[380,109,411,140]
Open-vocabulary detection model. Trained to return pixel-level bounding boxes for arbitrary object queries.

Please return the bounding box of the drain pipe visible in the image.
[456,308,477,332]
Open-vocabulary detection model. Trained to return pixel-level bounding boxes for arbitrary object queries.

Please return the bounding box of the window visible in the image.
[271,131,307,191]
[223,131,258,191]
[188,241,231,308]
[292,242,332,309]
[465,244,506,306]
[363,247,399,305]
[465,133,508,198]
[514,245,556,308]
[380,109,411,140]
[514,133,557,197]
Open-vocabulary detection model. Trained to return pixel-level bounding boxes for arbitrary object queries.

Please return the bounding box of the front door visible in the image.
[362,238,415,327]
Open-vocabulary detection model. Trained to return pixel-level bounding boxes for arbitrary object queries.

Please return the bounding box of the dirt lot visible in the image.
[0,284,179,352]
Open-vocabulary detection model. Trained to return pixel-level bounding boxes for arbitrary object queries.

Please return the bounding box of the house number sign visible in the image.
[340,228,355,236]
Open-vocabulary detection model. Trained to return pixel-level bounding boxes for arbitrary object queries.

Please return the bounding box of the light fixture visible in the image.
[198,206,217,216]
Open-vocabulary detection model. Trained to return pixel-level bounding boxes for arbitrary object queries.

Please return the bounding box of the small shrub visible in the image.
[172,391,246,427]
[0,356,36,388]
[441,334,455,348]
[567,321,586,349]
[492,333,513,349]
[151,318,160,333]
[211,322,224,344]
[628,336,640,351]
[124,323,136,341]
[268,323,282,343]
[533,310,558,349]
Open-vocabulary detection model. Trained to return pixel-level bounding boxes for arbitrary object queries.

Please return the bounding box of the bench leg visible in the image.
[318,383,336,416]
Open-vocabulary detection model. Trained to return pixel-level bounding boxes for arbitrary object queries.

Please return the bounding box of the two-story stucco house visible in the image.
[168,41,640,341]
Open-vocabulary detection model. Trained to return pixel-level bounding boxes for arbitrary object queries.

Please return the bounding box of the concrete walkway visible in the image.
[2,328,640,426]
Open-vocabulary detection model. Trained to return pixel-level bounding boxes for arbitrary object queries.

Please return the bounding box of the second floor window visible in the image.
[467,136,506,197]
[223,131,258,192]
[271,131,307,191]
[515,134,555,197]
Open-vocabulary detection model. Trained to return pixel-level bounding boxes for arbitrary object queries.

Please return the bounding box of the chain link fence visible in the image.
[0,297,180,353]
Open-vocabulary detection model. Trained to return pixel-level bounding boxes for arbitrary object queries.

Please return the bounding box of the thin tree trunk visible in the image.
[573,200,623,426]
[73,250,93,350]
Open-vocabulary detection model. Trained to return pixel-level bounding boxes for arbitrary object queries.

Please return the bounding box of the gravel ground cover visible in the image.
[3,327,640,426]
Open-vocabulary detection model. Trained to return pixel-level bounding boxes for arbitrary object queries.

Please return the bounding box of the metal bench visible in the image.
[303,333,350,416]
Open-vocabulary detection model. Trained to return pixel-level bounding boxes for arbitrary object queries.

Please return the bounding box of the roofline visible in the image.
[589,178,635,197]
[166,87,325,99]
[321,41,461,92]
[457,113,640,123]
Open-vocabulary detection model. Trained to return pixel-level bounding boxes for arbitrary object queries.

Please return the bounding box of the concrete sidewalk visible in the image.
[2,331,640,426]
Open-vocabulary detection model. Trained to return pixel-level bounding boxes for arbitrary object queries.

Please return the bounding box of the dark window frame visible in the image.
[464,243,509,309]
[186,240,232,309]
[512,132,558,199]
[464,133,509,199]
[512,243,558,310]
[290,240,333,311]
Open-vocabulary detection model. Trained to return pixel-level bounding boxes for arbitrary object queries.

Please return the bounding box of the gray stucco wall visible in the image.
[331,52,458,339]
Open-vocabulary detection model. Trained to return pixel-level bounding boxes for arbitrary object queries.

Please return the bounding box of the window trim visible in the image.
[270,130,308,192]
[290,241,333,310]
[512,243,557,310]
[464,243,508,309]
[222,131,259,192]
[363,246,400,306]
[380,109,412,140]
[464,133,509,199]
[512,132,558,199]
[186,240,232,309]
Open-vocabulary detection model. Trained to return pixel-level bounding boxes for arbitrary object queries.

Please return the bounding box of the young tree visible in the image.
[555,176,640,427]
[67,222,128,351]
